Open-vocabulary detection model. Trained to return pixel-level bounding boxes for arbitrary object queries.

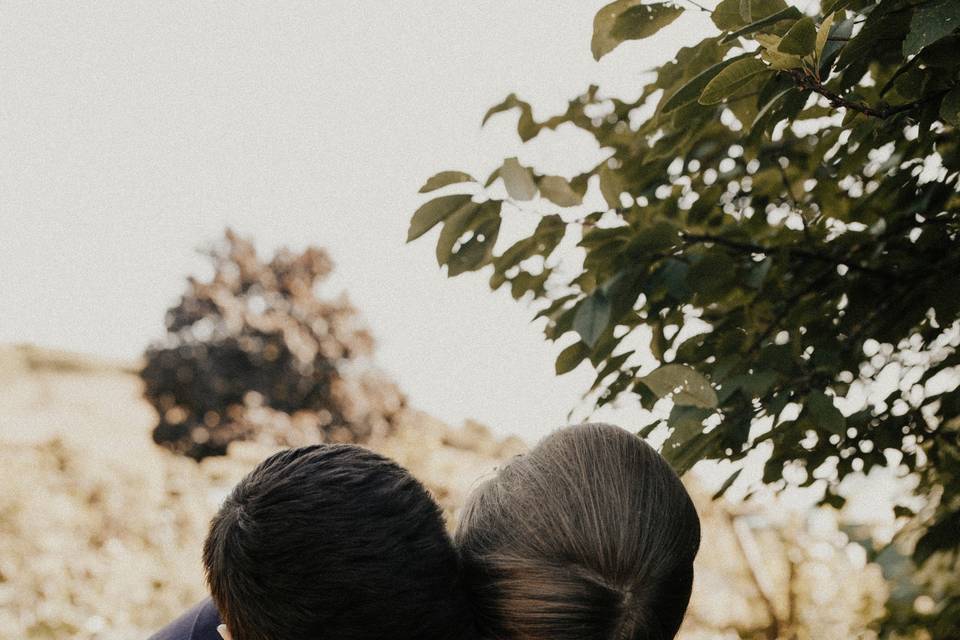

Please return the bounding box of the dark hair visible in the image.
[203,444,473,640]
[455,423,700,640]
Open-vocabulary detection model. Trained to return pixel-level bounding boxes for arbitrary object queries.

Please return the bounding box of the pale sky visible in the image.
[0,1,728,444]
[2,1,919,527]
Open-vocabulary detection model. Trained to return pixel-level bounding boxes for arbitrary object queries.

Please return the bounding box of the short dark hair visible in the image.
[203,444,473,640]
[456,423,701,640]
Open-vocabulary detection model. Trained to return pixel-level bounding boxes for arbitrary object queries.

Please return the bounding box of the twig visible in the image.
[777,163,800,210]
[680,0,710,11]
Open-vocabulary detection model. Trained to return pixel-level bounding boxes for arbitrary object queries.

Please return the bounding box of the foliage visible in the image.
[408,0,960,634]
[142,230,405,459]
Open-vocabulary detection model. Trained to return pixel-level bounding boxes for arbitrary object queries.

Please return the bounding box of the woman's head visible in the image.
[456,423,700,640]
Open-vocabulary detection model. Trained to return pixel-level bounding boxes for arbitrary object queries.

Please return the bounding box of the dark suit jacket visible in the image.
[148,598,222,640]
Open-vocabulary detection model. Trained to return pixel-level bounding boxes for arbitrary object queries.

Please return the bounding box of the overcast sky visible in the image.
[0,2,762,445]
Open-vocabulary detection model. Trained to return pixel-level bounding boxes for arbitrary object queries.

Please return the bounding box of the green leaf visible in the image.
[447,206,501,278]
[756,34,804,70]
[651,259,687,301]
[434,199,499,266]
[669,405,714,442]
[408,194,473,242]
[623,223,679,263]
[815,12,836,61]
[818,13,855,76]
[718,5,801,44]
[823,490,846,509]
[893,505,915,519]
[501,157,538,201]
[712,467,743,500]
[724,70,768,125]
[611,2,684,40]
[574,290,612,348]
[686,250,737,297]
[661,52,754,114]
[443,200,502,277]
[778,17,817,56]
[639,364,719,408]
[593,349,635,389]
[913,510,960,565]
[822,0,853,13]
[637,420,660,439]
[435,200,478,263]
[745,255,774,288]
[482,94,539,141]
[919,34,960,68]
[598,164,624,209]
[835,7,905,70]
[805,390,846,435]
[556,341,590,374]
[940,87,960,126]
[712,0,749,30]
[508,269,550,299]
[698,58,769,105]
[663,428,723,475]
[892,68,924,102]
[539,175,584,207]
[495,214,565,275]
[592,0,684,61]
[729,370,778,397]
[447,212,501,277]
[534,294,577,322]
[750,87,793,133]
[903,0,960,57]
[483,94,525,125]
[418,171,475,194]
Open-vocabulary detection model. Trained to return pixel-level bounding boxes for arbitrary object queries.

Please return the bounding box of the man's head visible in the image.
[203,444,471,640]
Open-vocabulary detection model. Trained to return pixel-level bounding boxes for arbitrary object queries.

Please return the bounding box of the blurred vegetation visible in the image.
[408,0,959,635]
[0,347,525,640]
[0,353,886,639]
[141,230,405,459]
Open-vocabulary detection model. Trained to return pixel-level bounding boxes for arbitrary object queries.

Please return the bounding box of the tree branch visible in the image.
[678,231,898,281]
[747,265,836,354]
[785,69,927,120]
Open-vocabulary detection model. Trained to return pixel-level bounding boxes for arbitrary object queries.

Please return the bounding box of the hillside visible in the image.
[0,344,885,639]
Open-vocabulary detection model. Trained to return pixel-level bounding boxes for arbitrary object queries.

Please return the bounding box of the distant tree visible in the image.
[408,0,959,634]
[142,230,405,459]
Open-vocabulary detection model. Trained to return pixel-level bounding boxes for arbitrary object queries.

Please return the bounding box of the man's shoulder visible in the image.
[148,598,221,640]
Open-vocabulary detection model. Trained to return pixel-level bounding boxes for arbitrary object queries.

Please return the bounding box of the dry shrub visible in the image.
[0,427,889,640]
[141,230,405,459]
[0,438,251,639]
[0,420,510,640]
[1,345,888,640]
